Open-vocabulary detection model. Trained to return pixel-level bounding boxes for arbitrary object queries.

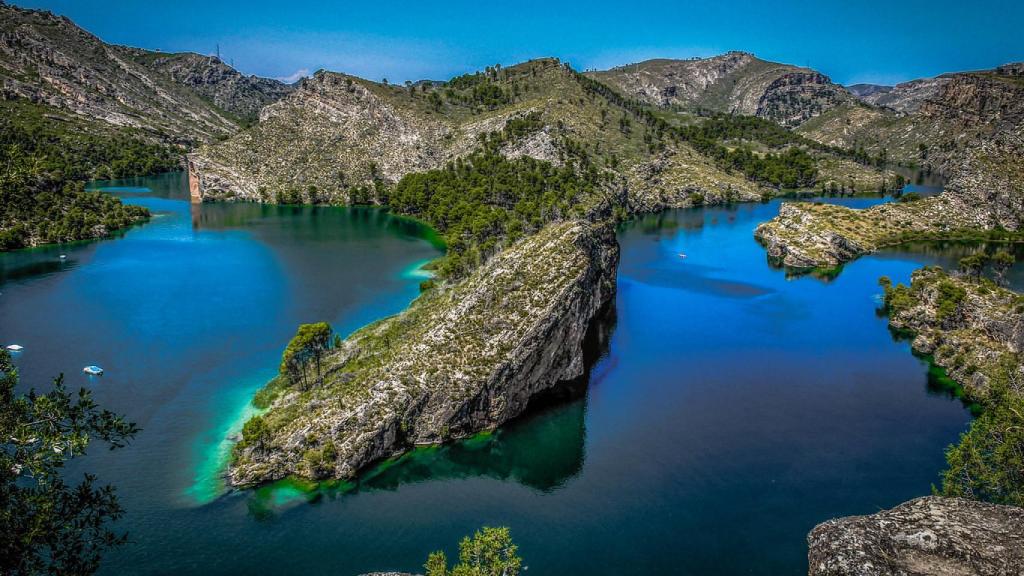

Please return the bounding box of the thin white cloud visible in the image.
[276,68,310,84]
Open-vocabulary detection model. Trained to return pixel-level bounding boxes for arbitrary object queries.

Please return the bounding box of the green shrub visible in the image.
[942,364,1024,506]
[424,526,522,576]
[935,281,967,321]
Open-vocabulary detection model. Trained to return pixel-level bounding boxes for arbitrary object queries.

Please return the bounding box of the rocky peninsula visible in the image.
[755,126,1024,269]
[229,220,617,485]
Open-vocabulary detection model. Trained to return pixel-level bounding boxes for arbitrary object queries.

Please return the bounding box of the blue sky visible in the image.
[13,0,1024,85]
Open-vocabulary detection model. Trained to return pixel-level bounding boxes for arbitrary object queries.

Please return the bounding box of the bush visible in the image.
[424,526,522,576]
[942,364,1024,506]
[935,281,967,321]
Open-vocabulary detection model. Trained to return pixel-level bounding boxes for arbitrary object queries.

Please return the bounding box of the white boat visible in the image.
[59,254,67,260]
[83,365,104,376]
[678,252,688,258]
[6,344,23,351]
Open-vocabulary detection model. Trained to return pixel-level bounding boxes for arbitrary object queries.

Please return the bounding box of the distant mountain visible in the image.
[587,51,855,127]
[798,62,1024,172]
[0,2,291,143]
[846,83,891,98]
[848,77,950,114]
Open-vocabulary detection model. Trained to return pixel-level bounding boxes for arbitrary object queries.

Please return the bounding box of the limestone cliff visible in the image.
[229,221,618,486]
[808,496,1024,576]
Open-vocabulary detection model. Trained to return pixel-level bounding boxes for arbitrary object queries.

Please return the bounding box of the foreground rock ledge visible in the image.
[229,220,618,486]
[808,496,1024,576]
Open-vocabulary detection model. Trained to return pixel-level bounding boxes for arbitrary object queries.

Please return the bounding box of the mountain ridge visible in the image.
[586,51,855,127]
[0,1,291,143]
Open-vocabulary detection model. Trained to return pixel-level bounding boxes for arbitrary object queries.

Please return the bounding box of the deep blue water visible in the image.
[0,177,976,575]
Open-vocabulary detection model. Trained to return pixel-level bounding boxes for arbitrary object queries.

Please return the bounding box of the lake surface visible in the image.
[0,175,978,575]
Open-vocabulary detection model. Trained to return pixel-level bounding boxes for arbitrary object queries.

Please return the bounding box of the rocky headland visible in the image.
[754,124,1024,269]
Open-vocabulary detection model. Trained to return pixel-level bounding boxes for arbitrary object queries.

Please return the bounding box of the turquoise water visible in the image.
[0,176,976,575]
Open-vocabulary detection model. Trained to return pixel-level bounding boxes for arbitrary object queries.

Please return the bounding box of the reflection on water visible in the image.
[0,175,989,576]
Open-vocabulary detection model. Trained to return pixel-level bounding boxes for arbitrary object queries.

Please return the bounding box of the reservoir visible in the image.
[0,174,974,575]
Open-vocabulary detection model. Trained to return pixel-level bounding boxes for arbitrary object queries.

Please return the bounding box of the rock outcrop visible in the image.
[588,52,855,127]
[883,267,1024,398]
[229,220,618,486]
[808,496,1024,576]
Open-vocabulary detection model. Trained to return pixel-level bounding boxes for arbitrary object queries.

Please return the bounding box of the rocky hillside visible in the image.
[808,496,1024,576]
[189,58,769,206]
[588,52,854,127]
[849,77,951,113]
[229,220,617,486]
[0,2,287,143]
[798,62,1024,172]
[190,57,891,206]
[125,50,293,125]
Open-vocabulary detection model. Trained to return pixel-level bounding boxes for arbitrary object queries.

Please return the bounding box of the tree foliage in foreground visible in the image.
[425,526,522,576]
[942,361,1024,506]
[0,349,139,575]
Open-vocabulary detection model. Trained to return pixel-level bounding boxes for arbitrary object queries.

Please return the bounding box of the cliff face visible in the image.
[229,221,618,486]
[0,3,288,143]
[808,496,1024,576]
[588,52,854,127]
